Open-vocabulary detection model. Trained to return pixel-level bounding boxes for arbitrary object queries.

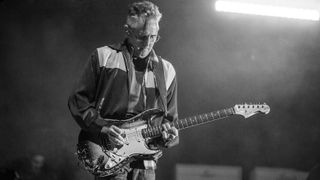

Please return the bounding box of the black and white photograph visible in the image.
[1,0,320,180]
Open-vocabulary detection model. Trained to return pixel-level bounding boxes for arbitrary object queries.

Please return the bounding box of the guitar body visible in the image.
[77,109,163,177]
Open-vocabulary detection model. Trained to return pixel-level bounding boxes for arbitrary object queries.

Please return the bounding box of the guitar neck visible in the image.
[142,107,235,138]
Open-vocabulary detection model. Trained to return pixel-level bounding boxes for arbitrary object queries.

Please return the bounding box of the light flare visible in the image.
[215,0,320,21]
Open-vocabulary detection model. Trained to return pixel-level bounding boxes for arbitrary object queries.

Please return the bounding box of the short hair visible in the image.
[126,1,162,29]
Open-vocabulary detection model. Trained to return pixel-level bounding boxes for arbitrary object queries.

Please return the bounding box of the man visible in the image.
[68,1,179,180]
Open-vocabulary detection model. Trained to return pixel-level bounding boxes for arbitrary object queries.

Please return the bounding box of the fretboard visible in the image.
[141,107,235,138]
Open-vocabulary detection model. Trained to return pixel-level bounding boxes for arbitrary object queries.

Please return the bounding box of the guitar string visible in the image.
[122,108,235,140]
[124,113,219,137]
[123,115,217,140]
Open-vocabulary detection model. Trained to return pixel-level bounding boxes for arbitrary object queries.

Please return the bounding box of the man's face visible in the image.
[31,155,45,173]
[128,18,159,59]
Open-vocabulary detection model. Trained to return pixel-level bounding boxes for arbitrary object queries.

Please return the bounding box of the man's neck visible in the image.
[133,56,149,72]
[124,39,151,72]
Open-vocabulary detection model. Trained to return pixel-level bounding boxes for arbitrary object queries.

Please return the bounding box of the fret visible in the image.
[186,118,190,127]
[226,108,230,115]
[182,119,186,128]
[175,120,180,129]
[181,119,185,129]
[225,109,229,115]
[144,129,149,138]
[209,113,212,120]
[217,110,221,118]
[179,119,183,129]
[147,128,152,137]
[220,110,224,117]
[144,129,148,138]
[154,126,161,137]
[158,126,161,135]
[184,118,188,128]
[154,127,157,137]
[155,127,158,136]
[231,108,235,115]
[199,115,203,125]
[148,128,152,137]
[213,111,218,119]
[199,114,203,123]
[147,129,150,137]
[197,115,201,124]
[195,116,198,125]
[229,108,233,115]
[210,112,214,120]
[223,109,227,116]
[173,121,178,129]
[204,113,208,123]
[157,126,161,136]
[220,109,225,117]
[154,126,159,136]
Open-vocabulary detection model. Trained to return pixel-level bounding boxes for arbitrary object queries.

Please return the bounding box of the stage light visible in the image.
[215,0,320,21]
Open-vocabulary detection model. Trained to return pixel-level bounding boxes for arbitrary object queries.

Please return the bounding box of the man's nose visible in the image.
[142,36,153,46]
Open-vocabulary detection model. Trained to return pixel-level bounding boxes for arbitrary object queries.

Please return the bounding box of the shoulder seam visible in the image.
[96,46,115,67]
[161,58,176,90]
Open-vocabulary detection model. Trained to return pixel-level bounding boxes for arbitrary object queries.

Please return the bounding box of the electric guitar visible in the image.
[76,103,270,177]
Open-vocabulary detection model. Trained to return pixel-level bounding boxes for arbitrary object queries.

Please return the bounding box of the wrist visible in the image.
[100,125,113,135]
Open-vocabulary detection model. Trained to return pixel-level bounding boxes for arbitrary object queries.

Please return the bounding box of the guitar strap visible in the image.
[154,55,168,117]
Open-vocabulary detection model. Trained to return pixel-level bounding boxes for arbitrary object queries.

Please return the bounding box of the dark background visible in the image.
[1,0,320,179]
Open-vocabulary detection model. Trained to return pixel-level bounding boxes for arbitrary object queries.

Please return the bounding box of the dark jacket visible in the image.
[68,42,179,147]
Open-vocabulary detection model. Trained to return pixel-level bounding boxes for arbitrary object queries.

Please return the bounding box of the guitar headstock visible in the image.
[234,103,270,118]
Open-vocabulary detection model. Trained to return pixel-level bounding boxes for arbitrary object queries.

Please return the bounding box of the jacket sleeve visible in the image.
[164,74,179,148]
[68,50,102,133]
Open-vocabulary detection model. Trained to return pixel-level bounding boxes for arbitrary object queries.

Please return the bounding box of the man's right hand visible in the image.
[101,125,125,146]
